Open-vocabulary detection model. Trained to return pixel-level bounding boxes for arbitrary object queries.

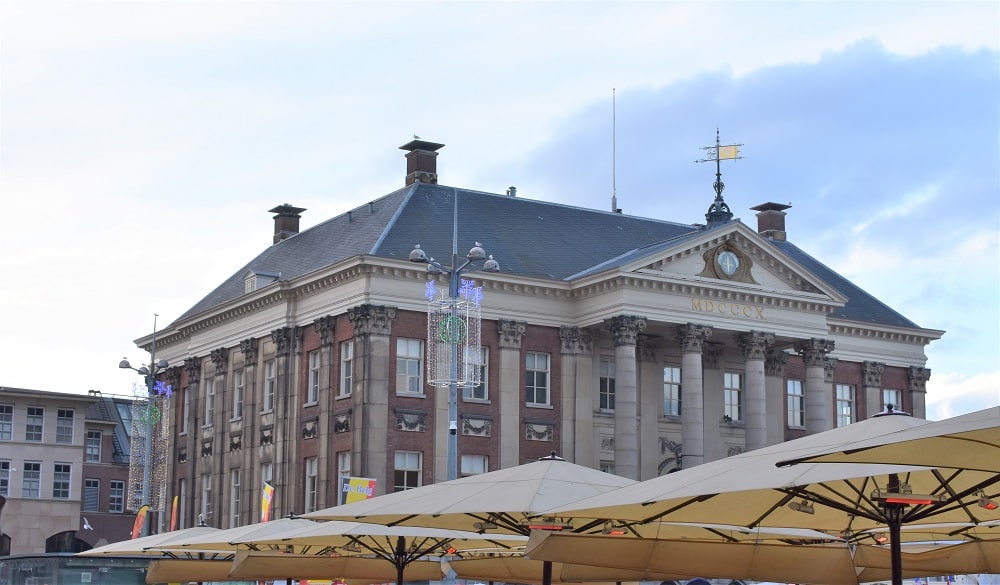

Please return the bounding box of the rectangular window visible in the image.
[339,341,354,398]
[723,372,743,422]
[882,388,903,412]
[525,352,551,406]
[229,468,242,528]
[0,404,12,440]
[0,460,10,496]
[337,451,351,504]
[53,463,71,499]
[263,360,276,412]
[787,379,805,427]
[200,473,213,524]
[26,406,44,442]
[86,430,102,462]
[204,378,215,425]
[599,358,616,411]
[304,457,318,513]
[22,461,41,498]
[460,454,488,476]
[178,478,188,529]
[232,370,245,419]
[836,384,855,427]
[109,480,125,513]
[84,478,100,511]
[307,350,321,404]
[396,338,424,394]
[180,386,190,434]
[663,366,682,416]
[463,347,488,401]
[393,451,422,492]
[56,409,74,444]
[599,461,615,475]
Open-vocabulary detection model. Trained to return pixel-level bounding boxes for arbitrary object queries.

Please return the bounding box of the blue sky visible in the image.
[1,1,997,420]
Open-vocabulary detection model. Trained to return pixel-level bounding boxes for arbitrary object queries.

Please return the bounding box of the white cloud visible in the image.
[925,370,1000,421]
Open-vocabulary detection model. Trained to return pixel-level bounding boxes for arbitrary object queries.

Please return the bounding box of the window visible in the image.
[204,378,215,425]
[663,366,682,416]
[53,463,71,499]
[339,341,353,398]
[22,461,41,498]
[787,379,805,427]
[600,461,615,474]
[26,406,44,442]
[463,347,488,401]
[723,372,743,422]
[84,479,100,511]
[232,371,245,419]
[229,468,242,528]
[836,384,855,427]
[525,352,551,406]
[461,454,488,476]
[882,388,903,412]
[307,350,321,404]
[396,338,424,394]
[304,457,318,512]
[393,451,422,491]
[0,404,12,440]
[180,386,190,434]
[178,478,188,529]
[109,480,125,513]
[337,451,351,504]
[0,460,10,496]
[263,360,276,412]
[200,473,213,524]
[86,430,102,462]
[56,409,74,444]
[599,358,616,411]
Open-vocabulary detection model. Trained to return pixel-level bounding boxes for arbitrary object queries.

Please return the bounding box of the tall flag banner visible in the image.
[339,477,377,505]
[717,144,740,160]
[131,505,149,539]
[260,481,275,522]
[169,495,179,531]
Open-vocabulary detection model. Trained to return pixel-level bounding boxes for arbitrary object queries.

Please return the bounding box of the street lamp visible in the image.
[119,315,170,534]
[409,190,499,481]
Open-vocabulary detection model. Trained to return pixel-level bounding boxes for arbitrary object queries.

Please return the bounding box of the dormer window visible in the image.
[244,270,279,294]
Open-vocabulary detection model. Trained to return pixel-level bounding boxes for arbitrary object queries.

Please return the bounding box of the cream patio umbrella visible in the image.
[534,414,1000,585]
[76,524,225,558]
[225,550,447,583]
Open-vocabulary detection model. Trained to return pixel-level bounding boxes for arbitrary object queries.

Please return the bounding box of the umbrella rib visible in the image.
[639,493,717,524]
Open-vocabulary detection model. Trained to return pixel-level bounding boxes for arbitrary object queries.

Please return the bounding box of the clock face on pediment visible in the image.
[698,245,758,284]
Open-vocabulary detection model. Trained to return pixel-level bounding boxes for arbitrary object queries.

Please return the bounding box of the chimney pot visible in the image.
[750,202,791,241]
[507,186,517,197]
[399,139,445,186]
[269,203,306,245]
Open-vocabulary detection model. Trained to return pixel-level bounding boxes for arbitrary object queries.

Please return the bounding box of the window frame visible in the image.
[109,480,125,513]
[723,371,743,422]
[53,462,71,499]
[462,347,489,401]
[339,341,354,398]
[307,350,321,405]
[263,359,277,413]
[304,457,319,512]
[525,352,551,406]
[393,451,422,492]
[86,430,102,462]
[395,338,425,395]
[0,404,12,440]
[882,388,903,412]
[0,460,11,497]
[836,384,855,427]
[460,454,488,476]
[203,378,215,426]
[22,461,41,498]
[56,409,74,444]
[598,357,616,412]
[84,478,100,512]
[26,406,44,442]
[786,379,805,428]
[663,366,682,417]
[232,370,245,420]
[229,468,242,528]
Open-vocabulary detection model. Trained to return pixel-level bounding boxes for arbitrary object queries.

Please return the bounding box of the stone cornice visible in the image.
[827,318,944,346]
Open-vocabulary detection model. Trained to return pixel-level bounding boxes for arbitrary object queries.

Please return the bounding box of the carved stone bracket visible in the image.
[739,330,775,360]
[678,323,713,353]
[525,421,554,442]
[348,304,396,336]
[200,440,213,457]
[210,348,228,374]
[823,357,838,383]
[498,319,527,349]
[908,367,931,393]
[260,427,274,446]
[559,326,593,355]
[185,358,202,385]
[462,415,492,437]
[797,338,835,367]
[271,327,296,357]
[394,409,427,432]
[301,417,319,439]
[177,446,188,463]
[229,433,242,452]
[606,315,647,347]
[333,410,351,433]
[764,350,788,377]
[314,315,336,347]
[600,435,615,453]
[240,338,259,368]
[863,361,886,387]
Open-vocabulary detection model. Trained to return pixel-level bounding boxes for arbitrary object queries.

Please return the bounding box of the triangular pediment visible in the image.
[622,221,848,303]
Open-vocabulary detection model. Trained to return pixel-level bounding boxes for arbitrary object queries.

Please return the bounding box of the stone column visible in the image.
[605,316,646,480]
[797,338,835,434]
[238,337,259,521]
[739,331,774,452]
[559,326,595,467]
[271,326,301,516]
[314,315,335,507]
[764,349,788,446]
[678,324,712,468]
[637,335,660,480]
[908,367,931,419]
[347,304,395,495]
[863,361,885,418]
[498,319,527,468]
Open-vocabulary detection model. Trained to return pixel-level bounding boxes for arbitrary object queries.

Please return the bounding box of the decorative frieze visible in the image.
[738,330,775,360]
[498,319,527,349]
[260,427,273,446]
[606,315,647,347]
[677,323,713,353]
[863,361,885,387]
[559,326,593,355]
[240,338,259,368]
[229,433,242,452]
[333,411,351,433]
[394,409,427,432]
[525,421,554,442]
[462,415,492,437]
[348,304,396,336]
[301,417,319,439]
[200,440,213,457]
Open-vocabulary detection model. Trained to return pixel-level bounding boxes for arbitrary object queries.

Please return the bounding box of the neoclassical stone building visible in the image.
[145,140,942,530]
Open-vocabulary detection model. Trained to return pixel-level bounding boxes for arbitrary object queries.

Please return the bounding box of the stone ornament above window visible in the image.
[698,244,757,284]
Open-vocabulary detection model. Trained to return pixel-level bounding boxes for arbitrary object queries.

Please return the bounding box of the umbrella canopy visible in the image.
[538,415,1000,585]
[227,550,447,582]
[144,558,237,583]
[76,524,230,559]
[157,516,318,553]
[777,406,1000,472]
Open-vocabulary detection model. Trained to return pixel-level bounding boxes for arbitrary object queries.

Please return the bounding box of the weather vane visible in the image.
[696,128,743,225]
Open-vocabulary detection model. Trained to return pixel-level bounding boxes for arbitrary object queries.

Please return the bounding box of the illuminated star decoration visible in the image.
[425,280,438,301]
[154,380,172,397]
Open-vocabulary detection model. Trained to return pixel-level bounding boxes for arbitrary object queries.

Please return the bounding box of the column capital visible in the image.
[863,361,885,387]
[184,358,202,384]
[823,357,838,383]
[559,326,593,355]
[210,347,228,373]
[314,315,336,346]
[797,337,835,367]
[348,304,396,336]
[239,337,259,368]
[764,350,788,377]
[605,315,647,347]
[908,366,931,393]
[498,319,527,349]
[739,330,775,360]
[271,326,299,357]
[677,323,713,353]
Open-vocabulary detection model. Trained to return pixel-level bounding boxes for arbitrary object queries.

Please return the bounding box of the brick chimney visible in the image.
[399,139,445,186]
[750,202,791,241]
[269,203,306,245]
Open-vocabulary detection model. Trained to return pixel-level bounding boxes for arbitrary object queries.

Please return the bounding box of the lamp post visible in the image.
[118,315,169,534]
[409,190,499,480]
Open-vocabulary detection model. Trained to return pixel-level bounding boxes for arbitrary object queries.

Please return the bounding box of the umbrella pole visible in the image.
[543,559,552,585]
[396,535,406,585]
[886,502,904,585]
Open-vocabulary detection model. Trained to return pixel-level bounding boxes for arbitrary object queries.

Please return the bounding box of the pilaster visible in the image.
[559,326,595,466]
[498,319,526,468]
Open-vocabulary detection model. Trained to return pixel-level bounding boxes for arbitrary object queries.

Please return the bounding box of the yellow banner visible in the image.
[718,144,739,160]
[340,477,377,505]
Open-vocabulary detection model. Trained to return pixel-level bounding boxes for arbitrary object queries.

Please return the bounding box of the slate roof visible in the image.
[176,182,921,330]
